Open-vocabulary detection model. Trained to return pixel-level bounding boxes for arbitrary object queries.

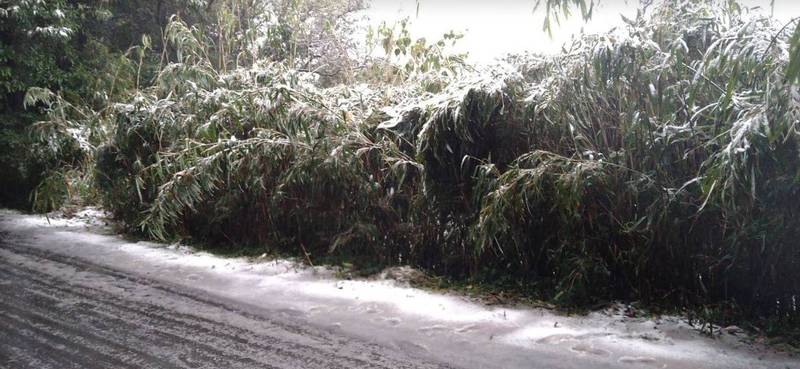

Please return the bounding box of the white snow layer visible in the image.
[1,208,797,369]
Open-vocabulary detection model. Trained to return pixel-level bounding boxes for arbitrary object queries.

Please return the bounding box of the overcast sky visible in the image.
[362,0,800,63]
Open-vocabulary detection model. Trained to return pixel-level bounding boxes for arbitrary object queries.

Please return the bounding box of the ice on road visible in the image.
[0,209,797,369]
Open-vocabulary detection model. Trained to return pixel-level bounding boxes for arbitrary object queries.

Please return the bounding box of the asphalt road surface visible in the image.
[0,238,449,369]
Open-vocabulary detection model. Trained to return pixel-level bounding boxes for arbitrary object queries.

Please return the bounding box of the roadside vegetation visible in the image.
[3,0,799,341]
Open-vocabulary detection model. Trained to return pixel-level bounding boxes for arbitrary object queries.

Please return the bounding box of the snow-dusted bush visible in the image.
[94,1,799,328]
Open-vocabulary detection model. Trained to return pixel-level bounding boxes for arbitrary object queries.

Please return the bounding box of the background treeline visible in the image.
[3,0,799,336]
[1,0,205,207]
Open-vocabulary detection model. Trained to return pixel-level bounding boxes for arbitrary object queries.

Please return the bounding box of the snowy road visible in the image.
[0,209,797,369]
[0,239,450,369]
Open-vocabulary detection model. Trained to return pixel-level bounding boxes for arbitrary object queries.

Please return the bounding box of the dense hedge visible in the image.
[94,1,799,327]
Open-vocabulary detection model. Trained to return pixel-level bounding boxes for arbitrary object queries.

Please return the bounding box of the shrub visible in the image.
[93,0,799,326]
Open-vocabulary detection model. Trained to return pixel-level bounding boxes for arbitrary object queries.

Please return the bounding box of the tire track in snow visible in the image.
[0,240,451,369]
[0,248,381,369]
[0,265,315,369]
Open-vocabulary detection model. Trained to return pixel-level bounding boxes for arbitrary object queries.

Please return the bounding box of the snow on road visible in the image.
[1,208,797,369]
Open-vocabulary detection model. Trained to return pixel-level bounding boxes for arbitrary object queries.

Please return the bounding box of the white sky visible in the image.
[363,0,800,63]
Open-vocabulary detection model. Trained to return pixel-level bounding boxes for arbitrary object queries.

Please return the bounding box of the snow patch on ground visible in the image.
[26,207,112,230]
[1,208,797,369]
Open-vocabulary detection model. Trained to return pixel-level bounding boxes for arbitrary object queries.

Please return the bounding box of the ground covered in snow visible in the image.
[0,208,797,369]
